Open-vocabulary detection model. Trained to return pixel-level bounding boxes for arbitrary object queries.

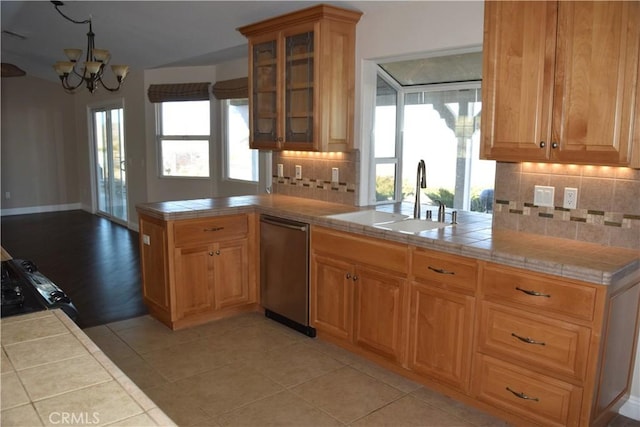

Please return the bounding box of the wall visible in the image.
[0,76,78,214]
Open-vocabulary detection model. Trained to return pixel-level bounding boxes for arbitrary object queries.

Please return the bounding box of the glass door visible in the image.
[92,106,127,224]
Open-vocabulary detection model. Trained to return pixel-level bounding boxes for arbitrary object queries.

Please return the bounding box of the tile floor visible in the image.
[84,313,637,427]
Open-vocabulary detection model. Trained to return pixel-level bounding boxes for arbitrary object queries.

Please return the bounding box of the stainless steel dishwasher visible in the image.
[260,215,315,337]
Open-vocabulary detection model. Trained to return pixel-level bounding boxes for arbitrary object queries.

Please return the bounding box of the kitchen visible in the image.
[2,1,639,426]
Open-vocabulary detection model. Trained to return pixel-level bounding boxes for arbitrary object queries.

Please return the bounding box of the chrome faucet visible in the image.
[414,160,426,219]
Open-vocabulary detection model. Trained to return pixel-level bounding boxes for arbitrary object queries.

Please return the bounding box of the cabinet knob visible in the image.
[352,275,358,282]
[215,250,221,255]
[345,273,351,279]
[209,251,214,256]
[551,142,558,149]
[539,141,546,148]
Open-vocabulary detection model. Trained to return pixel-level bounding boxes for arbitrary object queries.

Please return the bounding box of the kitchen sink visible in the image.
[325,210,409,225]
[374,218,451,234]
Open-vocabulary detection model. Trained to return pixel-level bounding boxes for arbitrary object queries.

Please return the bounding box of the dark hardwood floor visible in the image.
[1,210,147,329]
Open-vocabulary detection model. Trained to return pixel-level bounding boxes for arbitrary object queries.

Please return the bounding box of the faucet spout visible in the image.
[413,160,426,219]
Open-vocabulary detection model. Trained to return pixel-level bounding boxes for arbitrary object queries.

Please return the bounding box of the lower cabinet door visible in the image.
[311,254,353,340]
[407,282,475,392]
[353,266,404,362]
[474,355,582,427]
[213,238,250,310]
[174,244,215,319]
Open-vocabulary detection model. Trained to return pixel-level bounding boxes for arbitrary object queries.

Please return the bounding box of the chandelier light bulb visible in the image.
[84,61,102,75]
[92,49,110,62]
[111,65,129,79]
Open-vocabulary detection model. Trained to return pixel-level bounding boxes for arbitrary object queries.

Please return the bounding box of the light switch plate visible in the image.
[277,164,284,178]
[142,234,151,245]
[331,167,339,183]
[534,185,555,207]
[295,165,302,180]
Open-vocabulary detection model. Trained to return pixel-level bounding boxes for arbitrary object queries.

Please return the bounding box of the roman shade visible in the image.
[147,82,211,103]
[211,78,248,100]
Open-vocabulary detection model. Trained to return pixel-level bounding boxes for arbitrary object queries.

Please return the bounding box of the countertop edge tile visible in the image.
[136,195,640,287]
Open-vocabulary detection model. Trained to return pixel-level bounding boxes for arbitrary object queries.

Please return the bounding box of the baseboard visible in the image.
[619,395,640,421]
[0,203,83,216]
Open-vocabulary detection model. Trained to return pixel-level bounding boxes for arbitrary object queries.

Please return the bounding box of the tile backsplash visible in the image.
[271,150,359,206]
[493,162,640,250]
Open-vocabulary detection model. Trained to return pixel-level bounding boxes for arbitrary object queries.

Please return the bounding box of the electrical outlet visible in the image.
[533,185,555,207]
[563,187,578,209]
[295,165,302,180]
[142,234,151,245]
[331,167,339,183]
[277,164,284,178]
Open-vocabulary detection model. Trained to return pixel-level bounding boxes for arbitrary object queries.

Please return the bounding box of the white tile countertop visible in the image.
[1,309,176,426]
[136,194,640,287]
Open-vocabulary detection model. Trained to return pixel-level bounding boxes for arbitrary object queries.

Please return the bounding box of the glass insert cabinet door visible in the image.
[285,31,314,144]
[252,39,278,145]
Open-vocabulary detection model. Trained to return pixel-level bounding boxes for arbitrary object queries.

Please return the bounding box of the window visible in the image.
[157,100,210,177]
[373,55,495,213]
[224,99,258,182]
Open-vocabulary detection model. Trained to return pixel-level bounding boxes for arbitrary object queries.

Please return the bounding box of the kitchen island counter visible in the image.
[137,194,639,286]
[1,309,176,426]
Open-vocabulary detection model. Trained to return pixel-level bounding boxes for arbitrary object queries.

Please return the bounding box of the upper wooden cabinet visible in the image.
[481,1,640,167]
[238,4,361,152]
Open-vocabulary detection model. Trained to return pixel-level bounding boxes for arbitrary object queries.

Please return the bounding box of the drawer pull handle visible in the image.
[506,387,539,402]
[511,333,546,346]
[203,227,224,232]
[515,287,550,298]
[428,266,455,275]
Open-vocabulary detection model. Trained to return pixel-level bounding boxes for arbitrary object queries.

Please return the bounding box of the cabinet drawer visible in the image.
[475,355,582,427]
[478,302,590,381]
[311,227,407,274]
[174,215,248,246]
[482,264,597,321]
[411,249,477,292]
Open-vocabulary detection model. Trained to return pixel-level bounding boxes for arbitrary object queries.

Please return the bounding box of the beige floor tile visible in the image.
[142,338,237,382]
[115,355,170,392]
[4,333,88,370]
[351,358,422,394]
[1,314,67,346]
[305,339,366,365]
[33,381,144,427]
[189,312,268,337]
[240,341,345,388]
[143,383,212,427]
[1,404,44,426]
[114,318,201,354]
[217,390,343,427]
[1,348,14,373]
[19,354,112,401]
[291,366,404,424]
[83,325,138,364]
[103,412,158,427]
[174,363,284,418]
[105,315,162,332]
[351,395,474,426]
[1,372,30,410]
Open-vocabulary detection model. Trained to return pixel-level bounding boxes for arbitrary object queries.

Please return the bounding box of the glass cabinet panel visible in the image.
[285,31,314,143]
[252,40,278,143]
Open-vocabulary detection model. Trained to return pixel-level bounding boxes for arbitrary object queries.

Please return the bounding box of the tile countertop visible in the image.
[1,310,176,427]
[137,194,640,287]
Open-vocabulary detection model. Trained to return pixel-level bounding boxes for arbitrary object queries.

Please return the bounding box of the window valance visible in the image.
[147,82,211,103]
[211,78,248,100]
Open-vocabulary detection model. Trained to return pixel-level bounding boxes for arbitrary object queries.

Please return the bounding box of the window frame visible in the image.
[155,100,211,179]
[221,98,258,183]
[371,72,489,212]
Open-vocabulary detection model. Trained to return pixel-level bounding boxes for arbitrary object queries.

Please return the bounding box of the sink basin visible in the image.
[374,218,450,234]
[325,210,409,225]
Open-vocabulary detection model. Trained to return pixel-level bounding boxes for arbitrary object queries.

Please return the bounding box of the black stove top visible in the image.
[1,259,77,320]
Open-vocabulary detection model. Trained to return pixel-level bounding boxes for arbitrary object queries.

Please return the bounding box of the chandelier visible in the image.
[51,1,128,93]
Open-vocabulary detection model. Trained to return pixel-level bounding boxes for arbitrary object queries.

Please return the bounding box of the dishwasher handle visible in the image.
[260,216,308,232]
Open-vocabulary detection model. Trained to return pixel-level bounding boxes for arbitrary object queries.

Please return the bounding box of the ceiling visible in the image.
[1,1,387,83]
